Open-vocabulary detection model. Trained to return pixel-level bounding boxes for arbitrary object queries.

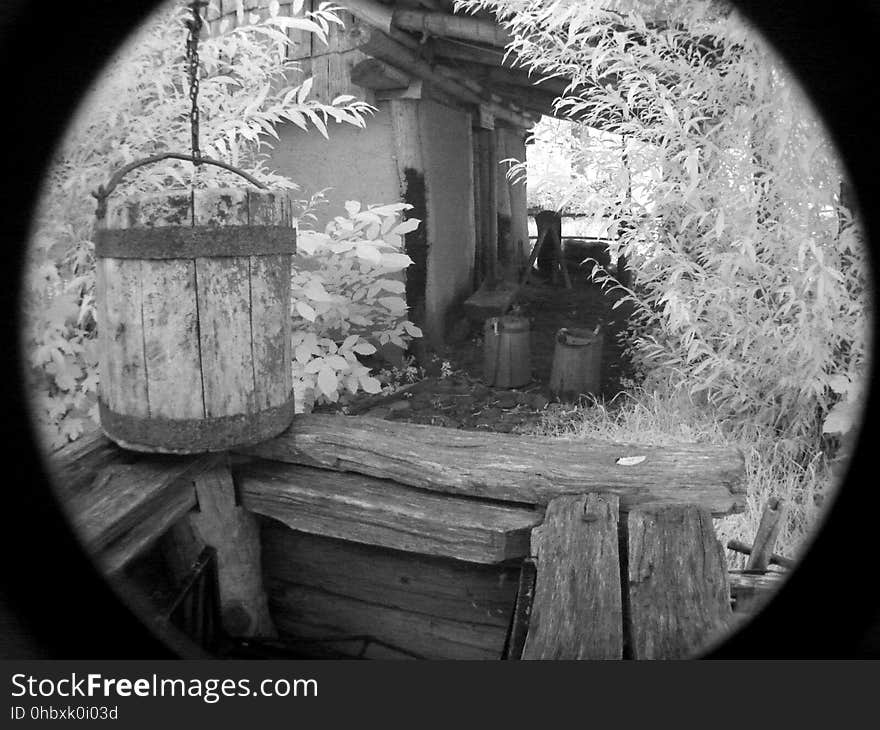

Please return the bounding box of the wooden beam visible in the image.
[392,8,512,48]
[726,539,795,570]
[340,0,394,34]
[746,498,787,572]
[237,414,748,515]
[351,24,535,128]
[188,464,277,637]
[238,460,542,564]
[627,505,733,658]
[350,57,413,89]
[521,494,623,659]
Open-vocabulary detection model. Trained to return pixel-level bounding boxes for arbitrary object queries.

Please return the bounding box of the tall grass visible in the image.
[529,385,837,567]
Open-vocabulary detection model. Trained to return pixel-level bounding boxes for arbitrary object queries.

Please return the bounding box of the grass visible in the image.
[527,385,837,568]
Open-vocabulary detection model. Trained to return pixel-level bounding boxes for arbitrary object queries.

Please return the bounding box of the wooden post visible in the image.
[627,505,732,659]
[389,99,429,344]
[479,127,499,284]
[521,494,623,659]
[746,498,787,572]
[533,210,561,278]
[186,463,277,638]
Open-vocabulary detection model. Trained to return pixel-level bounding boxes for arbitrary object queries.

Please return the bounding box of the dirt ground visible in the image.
[323,260,637,434]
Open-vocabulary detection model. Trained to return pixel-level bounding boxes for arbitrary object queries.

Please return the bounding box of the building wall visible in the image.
[418,99,476,347]
[269,107,401,228]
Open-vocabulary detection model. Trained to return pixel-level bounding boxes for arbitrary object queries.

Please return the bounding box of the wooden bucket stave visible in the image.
[96,188,296,453]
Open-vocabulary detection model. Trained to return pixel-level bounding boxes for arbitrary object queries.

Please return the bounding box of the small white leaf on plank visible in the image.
[616,456,647,466]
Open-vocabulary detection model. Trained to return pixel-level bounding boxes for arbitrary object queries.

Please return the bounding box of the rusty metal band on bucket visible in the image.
[95,225,297,259]
[99,396,295,453]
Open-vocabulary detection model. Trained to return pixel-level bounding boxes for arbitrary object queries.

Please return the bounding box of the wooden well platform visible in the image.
[50,414,750,659]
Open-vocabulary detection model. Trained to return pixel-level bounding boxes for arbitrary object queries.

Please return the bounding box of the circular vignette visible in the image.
[0,0,877,658]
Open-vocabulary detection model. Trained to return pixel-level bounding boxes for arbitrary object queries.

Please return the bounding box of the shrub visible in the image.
[291,200,423,412]
[462,0,871,461]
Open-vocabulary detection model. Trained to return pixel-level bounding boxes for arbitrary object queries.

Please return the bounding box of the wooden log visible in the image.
[188,464,277,638]
[260,523,520,628]
[522,494,623,659]
[627,505,733,659]
[238,414,747,515]
[746,498,787,571]
[270,583,507,660]
[238,460,542,563]
[726,539,795,570]
[392,8,512,48]
[350,57,412,89]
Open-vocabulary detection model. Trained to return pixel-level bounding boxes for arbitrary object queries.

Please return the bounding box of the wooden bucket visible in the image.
[550,327,603,402]
[483,315,531,388]
[95,188,296,453]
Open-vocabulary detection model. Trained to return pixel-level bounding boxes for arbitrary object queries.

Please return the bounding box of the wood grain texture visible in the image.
[238,414,747,514]
[190,465,277,638]
[140,258,205,418]
[48,433,217,572]
[249,254,292,409]
[260,522,520,628]
[239,460,542,563]
[746,498,787,571]
[627,505,733,659]
[195,256,256,417]
[96,257,148,416]
[270,583,507,660]
[728,570,786,616]
[522,494,622,659]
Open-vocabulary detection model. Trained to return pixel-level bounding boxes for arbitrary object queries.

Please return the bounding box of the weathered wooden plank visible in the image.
[96,258,148,417]
[522,494,622,659]
[249,254,292,409]
[239,460,542,563]
[141,259,205,419]
[238,414,747,514]
[260,521,520,627]
[503,557,537,660]
[270,583,507,659]
[192,189,254,418]
[48,429,131,497]
[189,465,277,637]
[627,505,733,659]
[195,256,255,417]
[49,439,219,574]
[101,479,197,575]
[728,570,786,616]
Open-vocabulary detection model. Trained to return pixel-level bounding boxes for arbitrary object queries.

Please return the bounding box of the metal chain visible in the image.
[184,1,209,165]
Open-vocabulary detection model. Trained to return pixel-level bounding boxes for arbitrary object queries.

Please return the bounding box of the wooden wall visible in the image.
[259,518,520,659]
[208,0,374,105]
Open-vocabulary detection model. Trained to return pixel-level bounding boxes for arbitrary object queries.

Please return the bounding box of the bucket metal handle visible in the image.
[92,152,268,220]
